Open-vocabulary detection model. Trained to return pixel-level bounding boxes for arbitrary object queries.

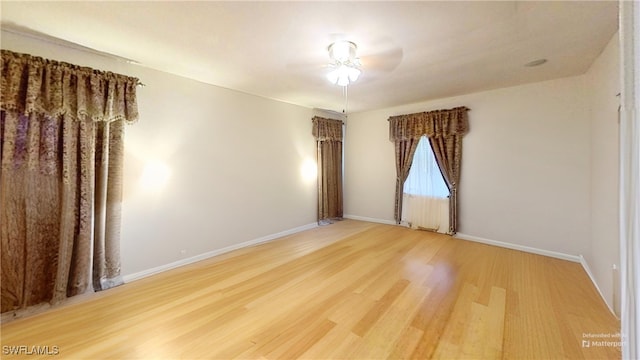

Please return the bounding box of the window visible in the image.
[403,136,449,198]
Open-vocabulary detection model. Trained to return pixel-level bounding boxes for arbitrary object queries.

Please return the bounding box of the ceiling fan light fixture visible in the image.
[327,65,356,86]
[337,75,350,87]
[347,66,361,82]
[327,68,339,84]
[326,40,362,86]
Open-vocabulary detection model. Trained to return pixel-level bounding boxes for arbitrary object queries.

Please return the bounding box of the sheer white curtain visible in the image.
[402,136,450,233]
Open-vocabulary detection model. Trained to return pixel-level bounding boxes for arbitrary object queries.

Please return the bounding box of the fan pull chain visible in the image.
[343,85,349,116]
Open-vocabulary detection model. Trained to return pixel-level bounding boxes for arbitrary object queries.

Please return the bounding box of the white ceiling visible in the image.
[1,1,618,113]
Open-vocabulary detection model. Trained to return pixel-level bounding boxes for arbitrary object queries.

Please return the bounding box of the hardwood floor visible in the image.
[1,220,620,359]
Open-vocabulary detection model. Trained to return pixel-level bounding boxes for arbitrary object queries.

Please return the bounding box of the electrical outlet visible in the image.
[180,249,187,255]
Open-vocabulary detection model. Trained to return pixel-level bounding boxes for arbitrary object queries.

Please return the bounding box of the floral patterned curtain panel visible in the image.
[0,50,139,313]
[388,106,469,234]
[312,116,343,223]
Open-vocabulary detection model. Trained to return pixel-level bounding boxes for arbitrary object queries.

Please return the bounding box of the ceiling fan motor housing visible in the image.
[328,40,358,63]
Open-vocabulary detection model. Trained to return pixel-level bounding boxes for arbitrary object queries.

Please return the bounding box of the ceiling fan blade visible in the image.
[360,47,403,73]
[286,61,327,71]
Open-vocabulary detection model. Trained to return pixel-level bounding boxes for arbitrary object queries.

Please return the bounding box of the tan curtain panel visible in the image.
[389,106,469,233]
[392,138,420,227]
[1,50,139,313]
[312,116,343,223]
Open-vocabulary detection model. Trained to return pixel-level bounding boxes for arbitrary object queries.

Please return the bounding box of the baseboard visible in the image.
[344,214,397,226]
[579,255,616,317]
[454,233,581,263]
[122,222,318,283]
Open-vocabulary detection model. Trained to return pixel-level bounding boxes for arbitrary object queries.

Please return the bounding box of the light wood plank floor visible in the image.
[1,220,620,359]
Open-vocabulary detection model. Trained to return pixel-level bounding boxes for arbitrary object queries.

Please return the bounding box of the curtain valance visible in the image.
[388,106,469,141]
[312,116,343,141]
[1,49,139,124]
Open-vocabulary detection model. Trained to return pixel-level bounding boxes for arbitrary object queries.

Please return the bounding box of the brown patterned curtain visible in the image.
[392,138,420,226]
[312,116,343,224]
[389,106,469,233]
[0,50,139,313]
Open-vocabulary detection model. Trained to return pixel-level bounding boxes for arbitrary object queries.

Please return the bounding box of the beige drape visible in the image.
[312,116,343,223]
[389,106,469,234]
[1,50,139,313]
[392,138,420,225]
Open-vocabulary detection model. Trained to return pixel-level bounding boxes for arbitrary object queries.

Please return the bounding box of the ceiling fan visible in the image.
[287,34,404,86]
[326,40,362,86]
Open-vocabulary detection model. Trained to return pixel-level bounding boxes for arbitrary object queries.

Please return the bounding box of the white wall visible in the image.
[585,34,620,315]
[1,31,318,277]
[345,75,592,257]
